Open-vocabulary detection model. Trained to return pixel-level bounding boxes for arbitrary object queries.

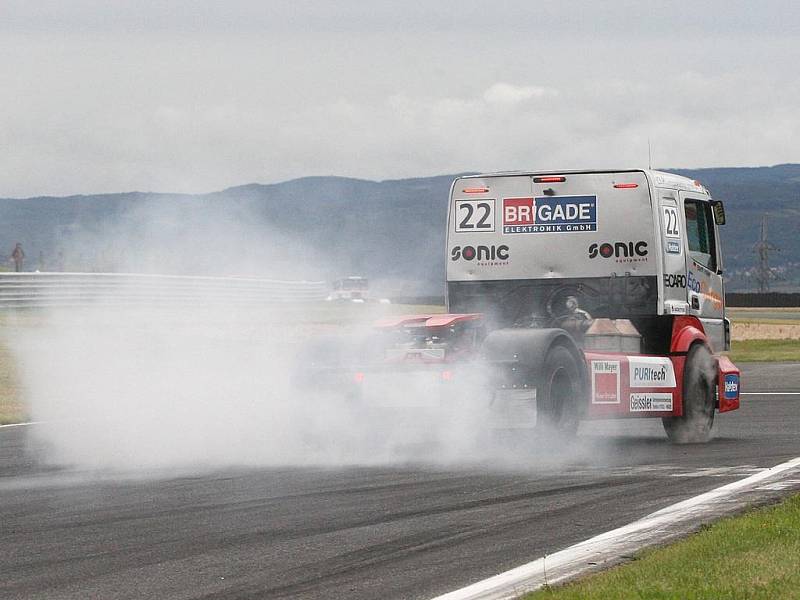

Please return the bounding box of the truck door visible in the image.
[679,192,725,351]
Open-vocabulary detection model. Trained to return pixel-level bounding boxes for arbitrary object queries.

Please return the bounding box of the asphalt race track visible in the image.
[2,362,799,600]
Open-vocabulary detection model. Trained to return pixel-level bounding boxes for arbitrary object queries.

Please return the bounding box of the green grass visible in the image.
[728,338,800,363]
[525,493,800,600]
[729,308,800,323]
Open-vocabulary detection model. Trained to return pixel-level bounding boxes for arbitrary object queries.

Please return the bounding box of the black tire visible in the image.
[662,343,716,444]
[538,345,584,435]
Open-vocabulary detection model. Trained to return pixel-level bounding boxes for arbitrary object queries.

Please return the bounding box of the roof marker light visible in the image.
[462,187,489,194]
[533,176,566,183]
[613,183,639,189]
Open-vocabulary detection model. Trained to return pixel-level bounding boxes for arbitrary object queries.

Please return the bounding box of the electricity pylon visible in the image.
[753,216,780,293]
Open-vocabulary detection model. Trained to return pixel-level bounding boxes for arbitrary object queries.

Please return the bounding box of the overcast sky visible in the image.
[2,1,799,197]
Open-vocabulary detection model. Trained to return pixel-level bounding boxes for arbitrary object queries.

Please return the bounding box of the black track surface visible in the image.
[1,363,799,600]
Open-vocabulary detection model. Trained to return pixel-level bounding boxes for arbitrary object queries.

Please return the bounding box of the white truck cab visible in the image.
[446,169,728,353]
[303,169,739,445]
[443,169,737,442]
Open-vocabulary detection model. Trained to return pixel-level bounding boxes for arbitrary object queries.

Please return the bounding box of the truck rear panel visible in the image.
[447,170,655,282]
[447,171,660,328]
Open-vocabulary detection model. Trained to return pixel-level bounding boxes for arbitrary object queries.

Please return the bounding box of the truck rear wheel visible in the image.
[662,344,716,444]
[538,345,583,435]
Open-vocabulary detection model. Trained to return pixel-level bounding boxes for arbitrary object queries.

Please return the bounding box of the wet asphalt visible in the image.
[1,362,799,600]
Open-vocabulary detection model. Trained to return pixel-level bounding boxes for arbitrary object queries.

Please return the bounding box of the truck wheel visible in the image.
[662,344,716,444]
[538,345,583,435]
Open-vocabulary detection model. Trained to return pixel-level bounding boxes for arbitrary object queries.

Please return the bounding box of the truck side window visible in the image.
[684,199,717,271]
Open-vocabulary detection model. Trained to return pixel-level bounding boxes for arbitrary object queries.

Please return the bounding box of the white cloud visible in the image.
[0,3,798,196]
[482,83,556,105]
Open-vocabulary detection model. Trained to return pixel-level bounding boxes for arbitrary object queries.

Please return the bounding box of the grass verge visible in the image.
[728,338,800,363]
[525,493,800,600]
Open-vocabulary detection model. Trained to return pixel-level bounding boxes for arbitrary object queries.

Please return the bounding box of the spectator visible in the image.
[11,243,25,272]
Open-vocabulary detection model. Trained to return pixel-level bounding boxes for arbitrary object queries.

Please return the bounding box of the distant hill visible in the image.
[667,164,800,291]
[0,165,798,293]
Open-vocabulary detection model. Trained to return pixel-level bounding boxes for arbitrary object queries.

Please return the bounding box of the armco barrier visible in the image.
[726,292,800,307]
[0,272,328,308]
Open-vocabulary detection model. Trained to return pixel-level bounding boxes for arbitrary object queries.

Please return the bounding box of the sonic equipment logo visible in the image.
[450,245,509,265]
[503,196,597,234]
[588,241,648,262]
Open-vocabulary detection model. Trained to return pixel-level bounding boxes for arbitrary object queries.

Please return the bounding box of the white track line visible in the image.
[741,392,800,396]
[432,456,800,600]
[0,421,40,429]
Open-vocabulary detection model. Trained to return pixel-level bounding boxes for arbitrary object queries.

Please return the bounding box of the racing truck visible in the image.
[304,169,741,443]
[327,276,370,302]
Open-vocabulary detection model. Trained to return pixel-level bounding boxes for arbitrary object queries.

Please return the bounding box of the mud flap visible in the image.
[717,355,740,412]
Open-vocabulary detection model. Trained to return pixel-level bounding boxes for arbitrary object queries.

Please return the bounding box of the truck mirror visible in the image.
[712,200,726,225]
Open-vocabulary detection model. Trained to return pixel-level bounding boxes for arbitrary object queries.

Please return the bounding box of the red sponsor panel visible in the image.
[502,197,535,226]
[584,352,682,419]
[591,359,620,404]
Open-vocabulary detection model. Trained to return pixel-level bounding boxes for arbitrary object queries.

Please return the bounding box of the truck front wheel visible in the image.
[662,344,716,444]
